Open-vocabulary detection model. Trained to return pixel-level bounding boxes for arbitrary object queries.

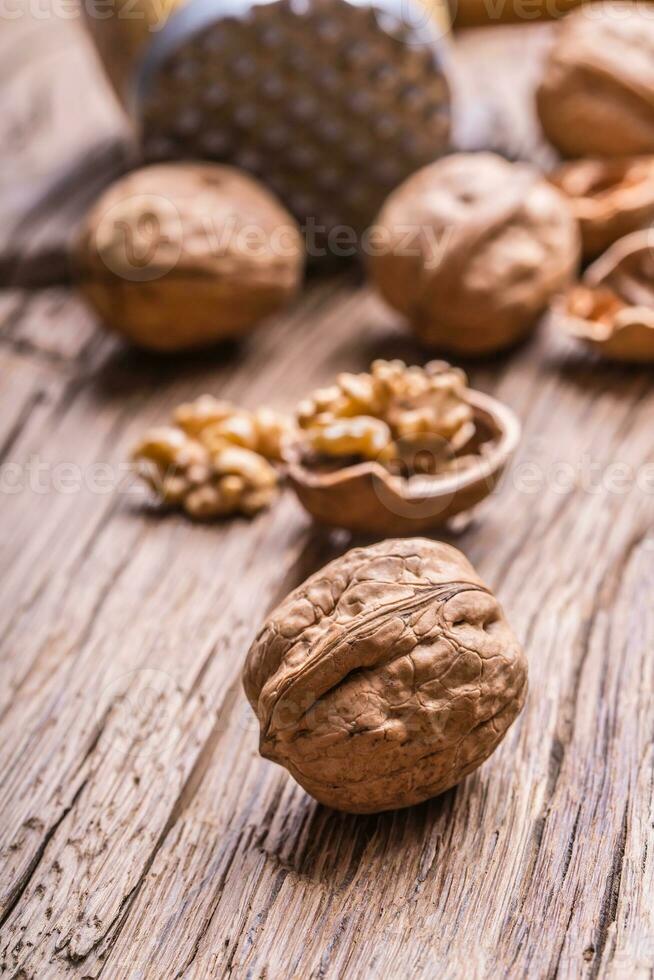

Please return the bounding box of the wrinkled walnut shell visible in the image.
[369,153,579,355]
[285,391,521,535]
[74,162,304,351]
[243,538,528,813]
[537,3,654,158]
[549,158,654,259]
[556,230,654,361]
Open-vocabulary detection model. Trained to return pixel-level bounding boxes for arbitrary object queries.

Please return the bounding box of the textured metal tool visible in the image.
[83,0,452,233]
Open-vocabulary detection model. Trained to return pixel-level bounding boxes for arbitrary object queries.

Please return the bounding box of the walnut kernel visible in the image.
[132,397,293,518]
[297,359,474,469]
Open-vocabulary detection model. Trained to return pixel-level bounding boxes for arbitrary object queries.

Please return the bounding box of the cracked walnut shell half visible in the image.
[556,230,654,362]
[537,3,654,158]
[243,538,528,813]
[286,360,521,535]
[549,157,654,260]
[369,153,579,355]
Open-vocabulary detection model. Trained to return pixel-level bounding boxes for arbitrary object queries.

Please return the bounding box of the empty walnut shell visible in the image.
[549,158,654,260]
[369,153,579,355]
[557,284,654,363]
[285,390,521,535]
[556,230,654,361]
[585,228,654,305]
[537,3,654,158]
[243,538,528,813]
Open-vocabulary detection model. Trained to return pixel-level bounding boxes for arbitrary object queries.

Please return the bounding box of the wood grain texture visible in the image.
[1,12,653,980]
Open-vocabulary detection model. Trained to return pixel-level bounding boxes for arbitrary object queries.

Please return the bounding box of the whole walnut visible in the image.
[537,3,654,158]
[243,538,527,813]
[74,163,304,351]
[369,153,579,356]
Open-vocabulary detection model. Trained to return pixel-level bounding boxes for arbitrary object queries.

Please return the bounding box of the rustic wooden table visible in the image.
[1,9,653,979]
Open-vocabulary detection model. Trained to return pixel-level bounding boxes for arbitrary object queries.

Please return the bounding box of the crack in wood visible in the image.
[0,776,89,938]
[590,803,630,979]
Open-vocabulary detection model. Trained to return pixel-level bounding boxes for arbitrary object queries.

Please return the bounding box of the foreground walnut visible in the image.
[369,154,579,355]
[550,158,654,260]
[537,3,654,158]
[75,163,304,351]
[243,538,528,813]
[132,396,293,518]
[556,230,654,362]
[287,360,521,534]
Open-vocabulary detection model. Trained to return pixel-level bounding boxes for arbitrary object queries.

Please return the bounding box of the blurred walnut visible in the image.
[243,538,528,813]
[75,163,304,351]
[132,397,293,518]
[286,360,521,535]
[549,158,654,259]
[556,230,654,361]
[537,3,654,158]
[369,154,579,355]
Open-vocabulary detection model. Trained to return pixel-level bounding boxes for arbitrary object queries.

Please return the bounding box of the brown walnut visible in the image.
[243,538,528,813]
[74,163,304,351]
[537,3,654,158]
[556,230,654,362]
[369,153,579,355]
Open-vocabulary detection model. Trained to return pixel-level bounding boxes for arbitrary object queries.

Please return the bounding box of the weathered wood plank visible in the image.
[0,1,130,287]
[1,11,653,980]
[1,290,653,978]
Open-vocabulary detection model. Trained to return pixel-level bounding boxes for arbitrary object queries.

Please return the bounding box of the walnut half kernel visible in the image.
[132,396,293,519]
[243,538,528,814]
[286,360,521,535]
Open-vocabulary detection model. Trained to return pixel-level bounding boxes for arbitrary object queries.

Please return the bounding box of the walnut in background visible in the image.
[537,2,654,158]
[75,163,304,351]
[369,153,579,356]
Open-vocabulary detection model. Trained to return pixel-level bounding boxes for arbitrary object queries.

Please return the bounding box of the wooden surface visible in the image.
[1,11,653,979]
